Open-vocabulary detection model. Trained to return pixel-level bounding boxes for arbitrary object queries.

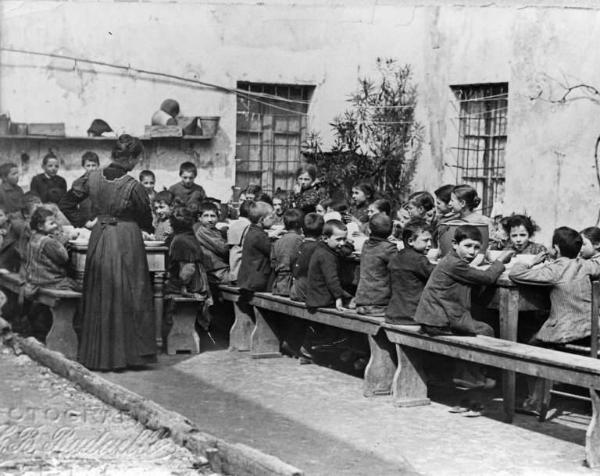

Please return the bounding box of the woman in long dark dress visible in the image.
[60,135,156,370]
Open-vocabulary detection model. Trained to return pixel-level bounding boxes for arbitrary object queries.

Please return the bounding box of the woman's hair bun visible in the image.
[112,134,144,161]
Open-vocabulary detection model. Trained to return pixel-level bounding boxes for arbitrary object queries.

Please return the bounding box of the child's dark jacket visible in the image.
[414,251,504,328]
[305,241,352,308]
[238,224,272,292]
[355,237,397,307]
[386,247,435,322]
[289,239,319,302]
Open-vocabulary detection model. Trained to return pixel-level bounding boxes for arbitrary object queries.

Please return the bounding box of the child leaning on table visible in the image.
[509,226,600,414]
[386,218,435,324]
[271,208,304,296]
[490,214,546,255]
[353,213,397,317]
[414,225,513,392]
[290,212,324,302]
[305,219,353,312]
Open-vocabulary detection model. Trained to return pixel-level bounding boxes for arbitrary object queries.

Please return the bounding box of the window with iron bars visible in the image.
[235,82,314,194]
[451,83,508,215]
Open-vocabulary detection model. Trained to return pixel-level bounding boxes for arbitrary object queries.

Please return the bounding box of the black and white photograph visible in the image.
[1,0,600,474]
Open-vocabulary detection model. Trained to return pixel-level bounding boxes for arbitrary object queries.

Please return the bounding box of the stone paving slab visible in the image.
[104,349,600,476]
[0,341,213,476]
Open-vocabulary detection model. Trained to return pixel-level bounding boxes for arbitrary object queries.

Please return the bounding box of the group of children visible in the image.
[2,152,600,418]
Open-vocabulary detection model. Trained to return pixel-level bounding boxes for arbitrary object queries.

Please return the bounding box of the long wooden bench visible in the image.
[382,322,600,467]
[218,285,396,397]
[0,271,81,360]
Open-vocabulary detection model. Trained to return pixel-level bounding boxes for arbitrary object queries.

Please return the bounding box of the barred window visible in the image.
[235,83,314,194]
[451,83,508,215]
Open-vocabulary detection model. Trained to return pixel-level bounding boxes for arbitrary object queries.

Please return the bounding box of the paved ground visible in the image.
[0,341,213,476]
[103,340,600,476]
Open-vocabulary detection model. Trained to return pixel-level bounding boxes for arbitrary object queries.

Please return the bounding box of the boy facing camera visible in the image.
[306,219,352,312]
[415,225,513,394]
[386,218,435,323]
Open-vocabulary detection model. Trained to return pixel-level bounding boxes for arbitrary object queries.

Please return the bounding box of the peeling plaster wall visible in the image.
[2,1,600,244]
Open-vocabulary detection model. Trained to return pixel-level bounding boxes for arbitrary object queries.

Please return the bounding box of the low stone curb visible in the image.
[0,317,303,476]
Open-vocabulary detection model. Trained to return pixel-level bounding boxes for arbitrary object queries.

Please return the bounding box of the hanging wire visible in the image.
[0,47,311,106]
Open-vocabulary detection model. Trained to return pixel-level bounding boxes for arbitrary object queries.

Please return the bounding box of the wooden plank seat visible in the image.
[382,322,600,467]
[0,271,81,360]
[217,284,394,397]
[164,295,203,355]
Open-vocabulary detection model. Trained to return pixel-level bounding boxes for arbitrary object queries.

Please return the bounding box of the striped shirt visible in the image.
[509,257,600,343]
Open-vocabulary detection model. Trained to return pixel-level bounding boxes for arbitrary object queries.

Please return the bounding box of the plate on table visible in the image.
[144,240,165,247]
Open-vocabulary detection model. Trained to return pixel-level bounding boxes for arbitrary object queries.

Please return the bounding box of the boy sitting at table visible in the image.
[152,190,175,242]
[415,225,513,413]
[386,218,435,324]
[509,226,600,415]
[271,208,304,296]
[305,219,353,312]
[353,213,396,316]
[164,205,212,336]
[238,201,275,293]
[0,162,25,220]
[193,201,229,285]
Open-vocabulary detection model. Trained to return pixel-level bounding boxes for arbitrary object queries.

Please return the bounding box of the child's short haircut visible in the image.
[255,193,273,206]
[408,191,435,212]
[454,224,482,244]
[303,213,324,238]
[139,169,155,181]
[581,227,600,246]
[0,162,17,179]
[369,213,392,239]
[552,226,582,259]
[402,218,431,247]
[283,208,304,230]
[42,152,58,166]
[244,184,262,196]
[434,184,454,204]
[154,190,175,206]
[248,201,273,224]
[323,219,347,237]
[170,205,195,233]
[322,197,349,213]
[179,161,197,177]
[30,207,54,231]
[198,201,219,216]
[81,151,99,167]
[239,199,252,219]
[501,214,539,237]
[352,181,376,202]
[371,198,391,216]
[23,192,42,215]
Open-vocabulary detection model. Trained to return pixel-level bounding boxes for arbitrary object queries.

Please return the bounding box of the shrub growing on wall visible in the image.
[303,58,424,202]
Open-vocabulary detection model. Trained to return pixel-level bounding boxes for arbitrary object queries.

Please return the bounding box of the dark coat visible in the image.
[305,241,352,308]
[0,182,25,214]
[237,224,272,292]
[290,238,319,302]
[386,247,435,322]
[30,174,67,204]
[355,237,397,307]
[414,251,504,328]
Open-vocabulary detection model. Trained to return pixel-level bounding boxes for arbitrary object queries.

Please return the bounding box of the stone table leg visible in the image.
[153,272,166,349]
[499,286,519,423]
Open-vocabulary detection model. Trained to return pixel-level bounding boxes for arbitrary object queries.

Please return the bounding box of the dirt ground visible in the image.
[0,341,216,476]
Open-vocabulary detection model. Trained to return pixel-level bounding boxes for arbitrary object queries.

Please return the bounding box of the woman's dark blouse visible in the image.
[59,163,153,233]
